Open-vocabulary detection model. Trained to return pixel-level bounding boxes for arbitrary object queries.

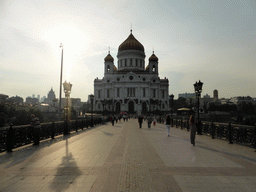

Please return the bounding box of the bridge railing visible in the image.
[171,119,256,148]
[0,117,106,153]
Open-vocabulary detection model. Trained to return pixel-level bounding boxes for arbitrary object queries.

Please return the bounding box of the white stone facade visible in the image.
[94,32,169,115]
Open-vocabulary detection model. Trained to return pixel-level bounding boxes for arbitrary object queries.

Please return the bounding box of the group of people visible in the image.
[138,115,158,129]
[110,114,130,126]
[138,114,197,146]
[165,114,197,146]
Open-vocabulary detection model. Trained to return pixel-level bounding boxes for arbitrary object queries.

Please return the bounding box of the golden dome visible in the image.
[149,52,158,62]
[118,32,144,52]
[104,53,114,62]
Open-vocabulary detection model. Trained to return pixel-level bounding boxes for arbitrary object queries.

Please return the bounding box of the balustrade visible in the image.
[0,117,104,153]
[166,118,255,149]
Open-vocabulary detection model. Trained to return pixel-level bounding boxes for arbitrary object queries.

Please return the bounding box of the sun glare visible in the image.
[41,24,91,80]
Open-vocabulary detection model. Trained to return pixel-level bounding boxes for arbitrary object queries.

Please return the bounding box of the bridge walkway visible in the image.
[0,119,256,192]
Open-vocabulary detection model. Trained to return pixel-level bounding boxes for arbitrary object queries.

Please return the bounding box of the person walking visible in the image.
[147,116,152,128]
[30,114,41,145]
[115,115,118,123]
[153,116,157,126]
[165,115,171,137]
[189,115,197,146]
[111,115,115,126]
[138,115,143,128]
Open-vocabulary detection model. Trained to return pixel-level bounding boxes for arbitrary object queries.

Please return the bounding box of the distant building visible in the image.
[178,93,195,99]
[44,88,56,104]
[0,94,9,103]
[26,97,39,104]
[213,89,218,101]
[71,98,82,115]
[8,95,23,103]
[41,96,46,102]
[219,98,230,105]
[230,96,254,105]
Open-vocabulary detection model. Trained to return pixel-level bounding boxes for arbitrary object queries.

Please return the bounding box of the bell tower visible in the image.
[104,51,114,74]
[148,51,158,74]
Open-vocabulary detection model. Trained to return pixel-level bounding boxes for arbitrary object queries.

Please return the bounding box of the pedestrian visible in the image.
[115,115,118,123]
[6,124,15,152]
[165,115,171,137]
[111,115,115,126]
[189,115,197,146]
[147,116,152,128]
[138,115,143,128]
[153,116,157,126]
[30,114,41,145]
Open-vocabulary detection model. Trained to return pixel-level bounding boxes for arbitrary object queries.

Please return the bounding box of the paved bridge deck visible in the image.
[0,119,256,192]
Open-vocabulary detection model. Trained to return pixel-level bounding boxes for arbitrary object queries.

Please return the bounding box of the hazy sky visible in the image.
[1,0,256,101]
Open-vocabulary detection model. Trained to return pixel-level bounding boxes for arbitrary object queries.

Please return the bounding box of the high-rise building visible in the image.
[213,89,218,101]
[44,88,56,103]
[94,31,169,115]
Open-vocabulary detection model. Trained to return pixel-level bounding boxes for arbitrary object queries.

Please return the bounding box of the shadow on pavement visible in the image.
[50,138,82,191]
[0,127,92,168]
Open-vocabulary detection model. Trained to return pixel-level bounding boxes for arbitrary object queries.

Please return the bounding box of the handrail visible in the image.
[0,116,108,153]
[170,119,256,148]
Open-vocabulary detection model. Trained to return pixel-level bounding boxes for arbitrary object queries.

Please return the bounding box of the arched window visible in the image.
[107,65,110,72]
[125,59,127,67]
[152,65,156,72]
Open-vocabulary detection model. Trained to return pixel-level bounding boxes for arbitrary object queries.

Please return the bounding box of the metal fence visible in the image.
[172,119,256,148]
[0,117,107,153]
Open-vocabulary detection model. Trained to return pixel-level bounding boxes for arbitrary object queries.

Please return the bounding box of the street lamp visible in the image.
[58,43,64,121]
[169,94,174,119]
[89,94,94,127]
[63,81,72,135]
[194,80,203,133]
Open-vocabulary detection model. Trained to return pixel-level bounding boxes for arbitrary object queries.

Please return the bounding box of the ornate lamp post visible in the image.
[63,81,72,135]
[58,44,64,121]
[169,94,174,119]
[89,94,94,127]
[193,80,203,125]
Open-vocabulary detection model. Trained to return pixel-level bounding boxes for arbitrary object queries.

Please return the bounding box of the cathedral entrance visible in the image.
[142,102,147,112]
[128,101,134,113]
[116,102,121,113]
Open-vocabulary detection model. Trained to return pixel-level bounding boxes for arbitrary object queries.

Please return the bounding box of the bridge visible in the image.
[0,119,256,191]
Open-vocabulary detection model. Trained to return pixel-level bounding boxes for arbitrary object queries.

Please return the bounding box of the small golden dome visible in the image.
[104,53,114,62]
[118,32,144,52]
[149,52,158,62]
